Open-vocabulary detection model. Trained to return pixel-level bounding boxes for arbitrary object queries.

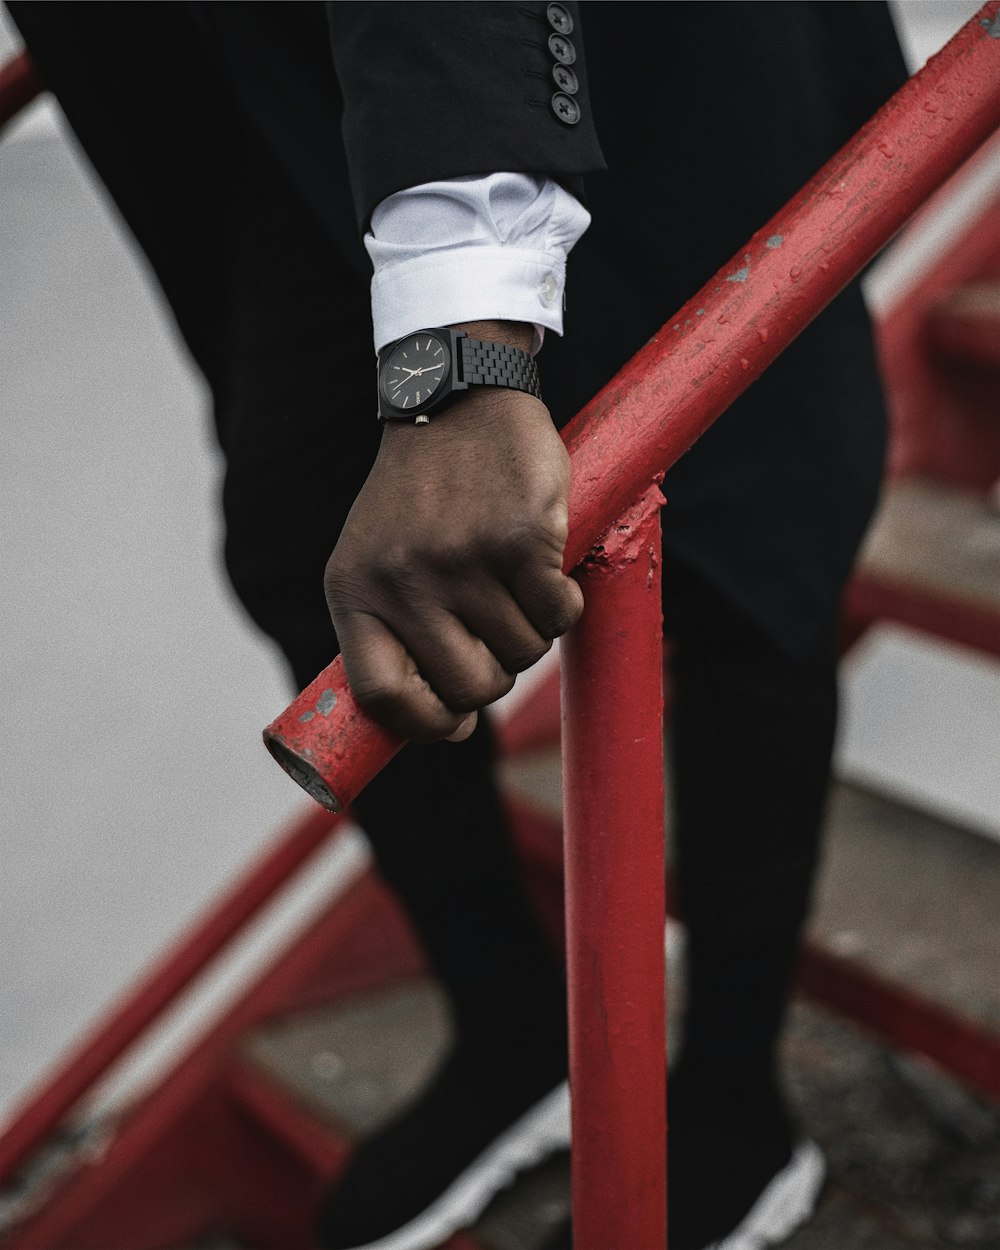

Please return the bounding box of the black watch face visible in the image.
[381,333,449,412]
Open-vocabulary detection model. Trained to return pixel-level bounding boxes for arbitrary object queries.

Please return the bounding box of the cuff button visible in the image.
[551,92,581,125]
[539,273,560,305]
[552,63,579,94]
[548,32,576,65]
[546,3,574,35]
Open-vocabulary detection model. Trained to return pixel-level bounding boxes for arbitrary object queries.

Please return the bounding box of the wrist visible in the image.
[377,324,539,424]
[450,319,535,355]
[380,385,549,444]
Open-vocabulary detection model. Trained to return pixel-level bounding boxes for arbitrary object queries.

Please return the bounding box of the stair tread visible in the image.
[239,980,999,1250]
[857,478,1000,609]
[782,1000,1000,1250]
[502,753,1000,1031]
[811,784,1000,1029]
[242,980,451,1138]
[231,761,999,1247]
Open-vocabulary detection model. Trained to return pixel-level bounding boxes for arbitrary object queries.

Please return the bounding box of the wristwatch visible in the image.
[377,327,541,424]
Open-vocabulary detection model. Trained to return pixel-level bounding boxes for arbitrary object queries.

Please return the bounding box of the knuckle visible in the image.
[494,520,568,580]
[542,604,581,639]
[495,670,518,700]
[445,685,489,714]
[533,580,583,639]
[349,674,404,713]
[544,498,570,547]
[495,524,544,566]
[371,552,419,597]
[443,668,514,713]
[323,564,370,614]
[507,639,552,672]
[408,717,461,745]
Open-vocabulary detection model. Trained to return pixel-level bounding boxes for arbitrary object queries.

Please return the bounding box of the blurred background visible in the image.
[0,3,998,1248]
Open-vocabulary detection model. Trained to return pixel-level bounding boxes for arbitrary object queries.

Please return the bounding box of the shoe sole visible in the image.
[338,1080,571,1250]
[706,1140,826,1250]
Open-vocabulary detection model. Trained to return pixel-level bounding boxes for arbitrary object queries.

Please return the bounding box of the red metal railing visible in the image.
[561,490,667,1244]
[1,6,998,1245]
[263,7,1000,1245]
[0,50,41,131]
[0,806,340,1182]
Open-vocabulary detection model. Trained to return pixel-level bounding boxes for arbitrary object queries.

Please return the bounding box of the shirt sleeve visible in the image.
[365,172,591,355]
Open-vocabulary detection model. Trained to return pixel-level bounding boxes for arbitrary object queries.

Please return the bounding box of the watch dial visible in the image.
[382,334,448,411]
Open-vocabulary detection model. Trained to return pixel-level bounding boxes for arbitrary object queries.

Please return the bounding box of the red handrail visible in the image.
[265,2,1000,808]
[0,50,41,131]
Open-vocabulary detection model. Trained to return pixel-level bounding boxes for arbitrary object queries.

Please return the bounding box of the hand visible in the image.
[324,352,583,742]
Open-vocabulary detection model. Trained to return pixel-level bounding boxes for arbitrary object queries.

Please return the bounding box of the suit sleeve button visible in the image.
[546,3,574,35]
[551,92,581,125]
[547,32,576,65]
[552,63,578,94]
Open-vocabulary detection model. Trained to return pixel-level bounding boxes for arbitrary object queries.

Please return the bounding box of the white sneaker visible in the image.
[705,1140,826,1250]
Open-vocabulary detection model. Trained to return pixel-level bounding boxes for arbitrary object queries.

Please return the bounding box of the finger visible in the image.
[336,612,468,743]
[457,583,553,674]
[507,564,585,641]
[446,712,478,743]
[393,608,517,713]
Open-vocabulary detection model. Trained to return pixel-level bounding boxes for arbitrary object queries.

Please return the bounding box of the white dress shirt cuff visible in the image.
[370,246,568,355]
[365,172,590,356]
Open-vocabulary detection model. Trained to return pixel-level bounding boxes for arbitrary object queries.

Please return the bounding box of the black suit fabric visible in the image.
[325,1,605,226]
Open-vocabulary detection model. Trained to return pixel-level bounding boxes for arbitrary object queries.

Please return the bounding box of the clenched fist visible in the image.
[324,323,582,742]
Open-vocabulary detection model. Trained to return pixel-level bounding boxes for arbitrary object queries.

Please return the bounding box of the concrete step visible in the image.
[858,477,1000,613]
[240,980,1000,1250]
[233,762,1000,1247]
[243,980,451,1140]
[501,754,1000,1034]
[783,1000,1000,1250]
[810,784,1000,1031]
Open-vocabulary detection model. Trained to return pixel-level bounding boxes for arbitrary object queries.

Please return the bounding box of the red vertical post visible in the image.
[561,488,667,1247]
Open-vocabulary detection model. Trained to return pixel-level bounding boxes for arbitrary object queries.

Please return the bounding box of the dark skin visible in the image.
[324,319,583,743]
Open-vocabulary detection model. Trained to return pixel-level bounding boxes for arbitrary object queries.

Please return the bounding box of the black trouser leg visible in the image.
[15,1,564,1048]
[350,721,567,1043]
[666,563,838,1081]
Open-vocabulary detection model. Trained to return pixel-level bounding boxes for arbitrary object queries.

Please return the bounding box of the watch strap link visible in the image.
[459,337,541,399]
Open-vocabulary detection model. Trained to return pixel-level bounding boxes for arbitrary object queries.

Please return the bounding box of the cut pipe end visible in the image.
[263,734,342,813]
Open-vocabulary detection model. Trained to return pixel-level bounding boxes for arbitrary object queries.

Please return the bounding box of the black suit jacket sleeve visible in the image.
[326,1,607,230]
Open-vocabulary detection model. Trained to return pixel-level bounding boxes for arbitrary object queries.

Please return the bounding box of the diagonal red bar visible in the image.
[264,4,1000,811]
[0,807,341,1183]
